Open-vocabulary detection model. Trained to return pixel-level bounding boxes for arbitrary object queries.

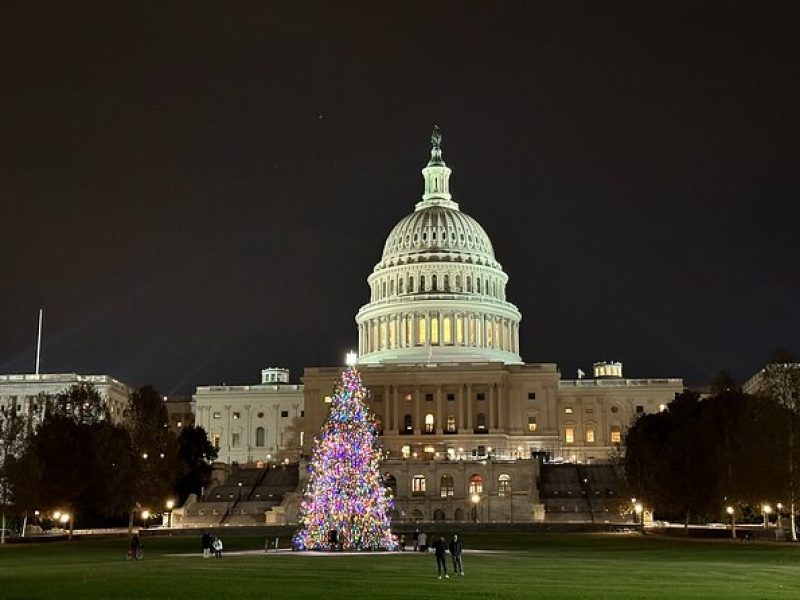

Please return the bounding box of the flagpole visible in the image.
[35,308,43,375]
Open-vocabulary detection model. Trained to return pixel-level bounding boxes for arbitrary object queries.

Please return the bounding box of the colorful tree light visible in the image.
[293,367,396,550]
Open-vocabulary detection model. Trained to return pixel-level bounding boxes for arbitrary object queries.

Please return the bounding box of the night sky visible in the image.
[1,2,797,393]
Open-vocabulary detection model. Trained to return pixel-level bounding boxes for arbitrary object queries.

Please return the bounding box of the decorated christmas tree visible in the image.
[293,366,397,550]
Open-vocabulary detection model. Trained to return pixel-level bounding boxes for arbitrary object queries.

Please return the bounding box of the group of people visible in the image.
[201,531,224,558]
[411,529,464,579]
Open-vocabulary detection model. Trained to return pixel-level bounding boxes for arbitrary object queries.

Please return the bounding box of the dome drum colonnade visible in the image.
[356,127,522,366]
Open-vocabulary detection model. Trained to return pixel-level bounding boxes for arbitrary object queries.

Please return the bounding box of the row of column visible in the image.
[359,312,519,355]
[374,383,504,434]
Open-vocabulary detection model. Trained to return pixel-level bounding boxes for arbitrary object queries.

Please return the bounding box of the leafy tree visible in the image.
[175,425,218,503]
[124,386,179,533]
[751,349,800,539]
[46,383,108,424]
[710,370,740,395]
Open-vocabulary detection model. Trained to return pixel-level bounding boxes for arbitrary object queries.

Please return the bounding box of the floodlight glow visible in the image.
[471,494,480,505]
[345,351,358,366]
[726,506,734,515]
[166,500,175,510]
[141,510,150,520]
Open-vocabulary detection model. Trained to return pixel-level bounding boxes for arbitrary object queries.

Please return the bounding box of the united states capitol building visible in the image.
[297,129,683,523]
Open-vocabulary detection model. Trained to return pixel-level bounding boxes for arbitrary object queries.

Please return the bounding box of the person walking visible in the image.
[449,534,464,575]
[412,528,420,552]
[201,531,212,558]
[432,536,449,579]
[212,536,223,559]
[129,534,142,560]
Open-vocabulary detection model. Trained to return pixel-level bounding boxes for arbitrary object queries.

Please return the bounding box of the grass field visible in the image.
[2,532,800,599]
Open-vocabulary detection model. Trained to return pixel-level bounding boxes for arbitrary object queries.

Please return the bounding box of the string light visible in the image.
[293,367,397,550]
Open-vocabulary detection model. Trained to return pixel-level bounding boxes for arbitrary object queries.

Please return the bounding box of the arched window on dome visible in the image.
[469,316,476,346]
[476,277,481,294]
[431,274,438,291]
[443,316,452,345]
[390,279,395,296]
[466,276,472,292]
[382,281,386,298]
[455,274,461,291]
[443,274,450,291]
[380,321,387,349]
[405,316,413,345]
[420,275,426,292]
[456,316,464,344]
[486,320,494,348]
[399,278,404,294]
[408,276,414,293]
[418,316,427,345]
[430,316,439,345]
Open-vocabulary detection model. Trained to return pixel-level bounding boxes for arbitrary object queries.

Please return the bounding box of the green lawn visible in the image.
[1,532,799,599]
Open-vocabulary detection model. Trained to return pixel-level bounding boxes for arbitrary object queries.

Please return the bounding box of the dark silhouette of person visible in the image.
[449,534,464,575]
[432,536,449,579]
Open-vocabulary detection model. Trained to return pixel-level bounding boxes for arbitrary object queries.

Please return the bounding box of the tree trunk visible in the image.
[684,507,691,537]
[1,510,5,544]
[21,513,28,538]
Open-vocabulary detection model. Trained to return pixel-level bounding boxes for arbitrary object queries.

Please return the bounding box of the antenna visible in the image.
[35,308,43,375]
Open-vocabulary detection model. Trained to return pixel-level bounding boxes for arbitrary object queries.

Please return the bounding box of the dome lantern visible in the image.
[417,125,458,211]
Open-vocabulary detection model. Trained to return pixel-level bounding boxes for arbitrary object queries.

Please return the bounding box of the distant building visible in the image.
[193,368,304,465]
[0,372,131,427]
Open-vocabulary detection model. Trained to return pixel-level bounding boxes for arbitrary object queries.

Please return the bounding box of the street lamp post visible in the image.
[634,503,643,531]
[471,493,480,523]
[166,500,175,528]
[726,506,735,540]
[141,509,150,531]
[763,505,772,529]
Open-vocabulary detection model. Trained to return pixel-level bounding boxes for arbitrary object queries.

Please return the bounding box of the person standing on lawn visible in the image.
[432,536,449,579]
[449,534,464,575]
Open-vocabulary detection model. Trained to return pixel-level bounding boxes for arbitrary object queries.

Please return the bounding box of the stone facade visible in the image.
[193,368,304,465]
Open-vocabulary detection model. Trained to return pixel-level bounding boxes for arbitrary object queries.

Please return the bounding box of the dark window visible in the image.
[425,393,434,402]
[373,393,382,403]
[635,406,644,413]
[300,410,305,417]
[527,392,536,400]
[447,393,455,401]
[477,393,485,401]
[281,410,289,418]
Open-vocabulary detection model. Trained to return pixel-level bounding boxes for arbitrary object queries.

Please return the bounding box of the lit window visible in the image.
[586,428,595,443]
[456,317,464,344]
[565,407,573,414]
[233,412,240,419]
[212,434,220,449]
[446,415,456,432]
[469,474,483,494]
[440,475,454,497]
[412,475,426,496]
[498,474,511,497]
[418,317,427,344]
[610,426,622,444]
[176,421,182,428]
[424,445,435,454]
[659,404,667,412]
[424,413,435,433]
[527,416,538,432]
[213,412,221,419]
[565,427,575,444]
[405,317,413,344]
[443,317,452,344]
[404,393,413,402]
[324,396,332,404]
[401,445,411,458]
[430,317,439,344]
[486,320,493,347]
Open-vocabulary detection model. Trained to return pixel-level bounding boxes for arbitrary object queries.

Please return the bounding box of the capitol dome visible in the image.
[356,128,522,365]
